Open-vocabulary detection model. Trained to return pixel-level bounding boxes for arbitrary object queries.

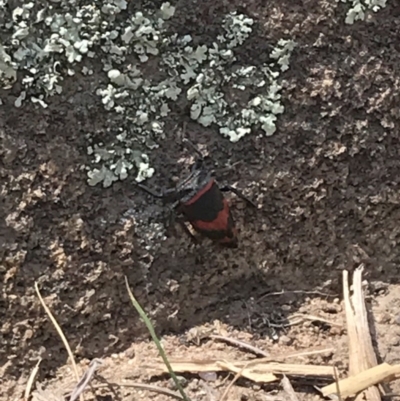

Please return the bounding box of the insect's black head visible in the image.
[137,137,214,204]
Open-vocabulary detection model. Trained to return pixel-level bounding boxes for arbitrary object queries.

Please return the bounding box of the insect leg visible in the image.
[178,220,198,243]
[220,185,258,208]
[164,205,198,243]
[137,183,176,199]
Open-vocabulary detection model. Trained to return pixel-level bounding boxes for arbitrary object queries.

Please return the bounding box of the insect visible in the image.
[137,138,256,248]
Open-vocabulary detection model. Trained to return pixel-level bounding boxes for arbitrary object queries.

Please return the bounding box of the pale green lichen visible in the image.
[270,39,296,72]
[1,1,295,186]
[0,44,17,89]
[86,142,154,187]
[159,2,176,20]
[339,0,388,24]
[176,14,295,142]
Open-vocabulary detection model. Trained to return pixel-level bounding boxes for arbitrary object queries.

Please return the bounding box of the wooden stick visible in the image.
[146,359,334,384]
[321,363,400,398]
[323,267,382,400]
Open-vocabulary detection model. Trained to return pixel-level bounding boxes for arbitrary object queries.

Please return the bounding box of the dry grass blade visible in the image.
[333,365,343,401]
[34,282,82,401]
[25,358,42,401]
[216,360,277,383]
[281,375,299,401]
[219,363,249,401]
[265,314,341,330]
[69,359,103,401]
[294,314,343,328]
[284,348,335,360]
[259,290,338,300]
[210,335,269,357]
[93,382,186,400]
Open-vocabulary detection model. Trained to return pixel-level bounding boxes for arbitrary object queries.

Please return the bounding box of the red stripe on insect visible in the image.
[191,199,231,232]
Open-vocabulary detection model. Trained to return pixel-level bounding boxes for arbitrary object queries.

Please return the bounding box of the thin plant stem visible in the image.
[124,276,191,401]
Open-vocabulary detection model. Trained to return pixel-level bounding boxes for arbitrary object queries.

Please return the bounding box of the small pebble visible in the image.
[199,371,217,382]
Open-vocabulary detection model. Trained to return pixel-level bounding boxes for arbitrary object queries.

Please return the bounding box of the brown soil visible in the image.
[2,0,400,400]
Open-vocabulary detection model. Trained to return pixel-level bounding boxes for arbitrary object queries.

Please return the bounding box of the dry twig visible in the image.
[321,266,385,400]
[321,363,400,398]
[346,266,381,401]
[146,358,334,384]
[219,363,249,401]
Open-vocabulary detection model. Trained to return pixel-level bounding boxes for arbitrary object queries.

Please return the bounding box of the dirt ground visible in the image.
[2,0,400,400]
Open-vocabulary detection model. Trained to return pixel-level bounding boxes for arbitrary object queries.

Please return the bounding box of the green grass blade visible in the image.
[124,276,191,401]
